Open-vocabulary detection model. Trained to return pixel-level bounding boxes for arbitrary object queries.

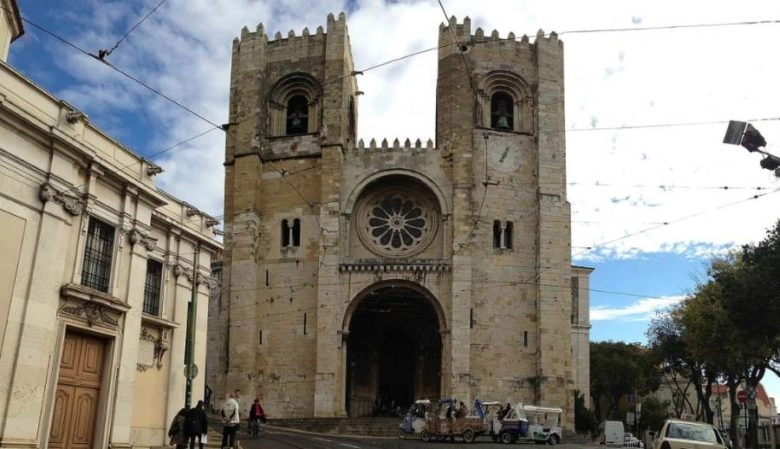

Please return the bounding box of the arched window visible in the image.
[491,92,514,130]
[292,219,301,247]
[478,71,533,134]
[281,219,290,247]
[282,218,301,249]
[286,95,309,135]
[269,73,322,137]
[492,220,501,248]
[492,220,513,250]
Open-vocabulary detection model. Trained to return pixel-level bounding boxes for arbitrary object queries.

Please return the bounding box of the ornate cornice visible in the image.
[39,182,84,216]
[59,301,119,327]
[60,283,131,324]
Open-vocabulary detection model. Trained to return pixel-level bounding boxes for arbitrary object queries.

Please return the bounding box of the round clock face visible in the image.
[487,135,522,173]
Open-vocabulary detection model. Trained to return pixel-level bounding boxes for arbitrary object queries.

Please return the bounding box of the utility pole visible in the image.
[184,244,200,408]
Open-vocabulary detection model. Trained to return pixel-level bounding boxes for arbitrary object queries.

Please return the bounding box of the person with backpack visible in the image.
[187,400,208,449]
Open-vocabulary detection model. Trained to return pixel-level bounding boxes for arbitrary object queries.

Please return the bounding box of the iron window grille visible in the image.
[80,218,115,292]
[143,259,163,315]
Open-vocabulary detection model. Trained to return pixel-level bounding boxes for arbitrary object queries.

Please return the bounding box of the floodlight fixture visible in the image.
[723,120,767,152]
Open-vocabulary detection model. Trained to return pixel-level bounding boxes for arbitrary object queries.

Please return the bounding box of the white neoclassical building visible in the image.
[0,2,222,448]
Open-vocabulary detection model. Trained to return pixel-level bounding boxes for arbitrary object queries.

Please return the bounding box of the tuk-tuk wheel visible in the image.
[463,429,476,444]
[398,429,408,439]
[420,430,432,442]
[549,434,560,445]
[500,432,513,444]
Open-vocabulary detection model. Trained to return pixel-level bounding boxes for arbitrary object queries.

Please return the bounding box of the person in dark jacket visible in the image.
[168,408,189,449]
[188,400,208,449]
[248,398,266,438]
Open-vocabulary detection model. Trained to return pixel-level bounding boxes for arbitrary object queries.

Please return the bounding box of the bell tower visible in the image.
[436,16,574,416]
[220,13,358,415]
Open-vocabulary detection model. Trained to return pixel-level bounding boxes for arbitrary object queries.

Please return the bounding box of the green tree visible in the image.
[638,396,669,434]
[574,390,597,436]
[591,341,661,420]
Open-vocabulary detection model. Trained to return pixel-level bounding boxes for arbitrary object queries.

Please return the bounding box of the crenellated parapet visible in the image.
[350,138,435,153]
[438,15,562,53]
[233,12,349,58]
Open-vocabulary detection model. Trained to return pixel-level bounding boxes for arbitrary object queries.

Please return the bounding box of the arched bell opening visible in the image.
[344,284,442,417]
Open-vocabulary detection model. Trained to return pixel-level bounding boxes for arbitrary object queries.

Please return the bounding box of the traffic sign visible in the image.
[737,390,747,403]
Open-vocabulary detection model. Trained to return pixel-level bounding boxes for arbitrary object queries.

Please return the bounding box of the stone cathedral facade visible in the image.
[209,13,592,428]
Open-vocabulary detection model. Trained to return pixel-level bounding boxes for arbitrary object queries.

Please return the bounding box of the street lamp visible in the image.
[723,121,780,173]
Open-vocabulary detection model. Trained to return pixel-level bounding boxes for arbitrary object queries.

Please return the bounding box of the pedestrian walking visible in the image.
[188,400,208,449]
[248,397,266,438]
[168,408,188,449]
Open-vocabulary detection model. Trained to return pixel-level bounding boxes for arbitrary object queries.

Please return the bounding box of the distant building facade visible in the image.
[210,13,591,429]
[0,3,222,448]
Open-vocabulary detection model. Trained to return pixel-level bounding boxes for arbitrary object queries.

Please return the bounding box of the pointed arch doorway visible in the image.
[344,281,443,417]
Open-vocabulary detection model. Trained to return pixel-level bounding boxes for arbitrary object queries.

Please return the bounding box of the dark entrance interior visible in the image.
[346,286,441,417]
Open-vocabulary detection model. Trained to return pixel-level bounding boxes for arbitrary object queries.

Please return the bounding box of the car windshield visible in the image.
[667,423,720,444]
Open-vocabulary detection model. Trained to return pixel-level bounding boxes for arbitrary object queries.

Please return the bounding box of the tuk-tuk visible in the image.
[398,399,431,439]
[420,398,490,443]
[489,402,531,443]
[490,403,562,444]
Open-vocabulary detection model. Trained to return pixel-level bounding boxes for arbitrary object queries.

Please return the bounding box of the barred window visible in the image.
[143,259,163,315]
[81,218,115,292]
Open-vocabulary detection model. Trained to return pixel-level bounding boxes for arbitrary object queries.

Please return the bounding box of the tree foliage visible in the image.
[591,341,662,420]
[638,395,670,433]
[644,219,780,449]
[574,390,598,435]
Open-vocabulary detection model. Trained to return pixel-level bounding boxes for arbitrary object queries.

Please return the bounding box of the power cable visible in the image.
[556,19,780,36]
[19,15,224,132]
[96,0,168,59]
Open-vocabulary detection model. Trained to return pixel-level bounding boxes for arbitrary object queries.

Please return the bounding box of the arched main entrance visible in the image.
[345,283,442,417]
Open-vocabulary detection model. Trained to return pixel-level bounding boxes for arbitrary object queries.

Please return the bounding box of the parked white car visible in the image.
[652,419,728,449]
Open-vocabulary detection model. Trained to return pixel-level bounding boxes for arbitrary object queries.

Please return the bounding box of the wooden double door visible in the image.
[49,332,106,449]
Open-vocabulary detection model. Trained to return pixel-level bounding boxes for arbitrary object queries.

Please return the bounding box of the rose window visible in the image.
[357,187,438,257]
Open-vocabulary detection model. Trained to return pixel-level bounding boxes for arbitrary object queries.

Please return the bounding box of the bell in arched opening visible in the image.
[286,95,309,135]
[490,92,514,131]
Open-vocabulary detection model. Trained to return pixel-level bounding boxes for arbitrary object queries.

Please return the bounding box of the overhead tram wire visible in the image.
[556,19,780,37]
[21,9,780,146]
[20,16,224,132]
[515,187,780,290]
[20,10,780,230]
[96,0,168,59]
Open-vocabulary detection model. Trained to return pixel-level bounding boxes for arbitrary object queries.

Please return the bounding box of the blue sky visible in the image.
[9,0,780,407]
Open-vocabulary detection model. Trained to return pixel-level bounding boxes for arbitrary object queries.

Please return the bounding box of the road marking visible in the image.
[338,444,360,448]
[312,437,332,442]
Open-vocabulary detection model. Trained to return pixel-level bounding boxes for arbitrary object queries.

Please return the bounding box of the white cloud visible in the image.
[18,0,780,250]
[591,296,685,321]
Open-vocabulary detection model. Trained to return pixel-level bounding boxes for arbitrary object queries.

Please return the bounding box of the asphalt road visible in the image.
[232,426,597,449]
